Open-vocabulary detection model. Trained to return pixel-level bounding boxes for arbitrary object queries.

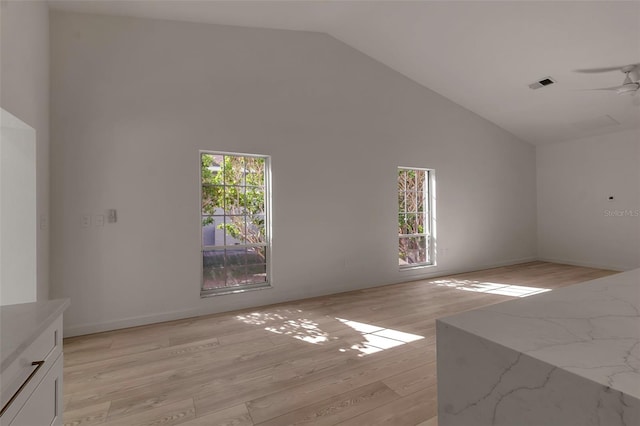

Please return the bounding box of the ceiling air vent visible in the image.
[529,77,556,89]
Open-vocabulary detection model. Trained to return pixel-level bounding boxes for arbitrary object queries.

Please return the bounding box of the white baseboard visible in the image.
[536,256,631,272]
[64,307,201,337]
[394,256,539,282]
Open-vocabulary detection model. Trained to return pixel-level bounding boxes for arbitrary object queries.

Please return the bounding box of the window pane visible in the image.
[399,213,419,234]
[203,266,226,290]
[246,263,267,285]
[406,169,416,192]
[398,214,407,234]
[202,216,218,246]
[398,191,406,213]
[398,169,407,191]
[203,249,226,289]
[223,185,243,215]
[224,265,242,286]
[399,238,409,265]
[416,189,425,212]
[228,264,267,286]
[416,170,426,193]
[245,186,265,214]
[398,214,411,235]
[222,216,242,245]
[248,215,266,243]
[238,216,249,245]
[404,236,427,265]
[251,246,267,264]
[201,154,223,185]
[245,157,265,187]
[417,235,429,264]
[416,212,425,234]
[222,156,244,186]
[203,249,226,267]
[202,185,223,215]
[406,191,418,213]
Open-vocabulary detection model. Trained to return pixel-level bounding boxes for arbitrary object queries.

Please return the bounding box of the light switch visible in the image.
[95,215,104,227]
[108,209,117,223]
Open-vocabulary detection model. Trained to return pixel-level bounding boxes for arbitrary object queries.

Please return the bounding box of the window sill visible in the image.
[200,283,272,298]
[399,263,436,272]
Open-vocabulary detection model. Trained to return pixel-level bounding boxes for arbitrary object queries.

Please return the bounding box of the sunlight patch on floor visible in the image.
[234,312,424,356]
[235,310,330,343]
[336,318,424,356]
[433,279,551,297]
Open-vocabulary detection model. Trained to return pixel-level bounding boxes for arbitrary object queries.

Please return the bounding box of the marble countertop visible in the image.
[0,299,70,373]
[439,269,640,400]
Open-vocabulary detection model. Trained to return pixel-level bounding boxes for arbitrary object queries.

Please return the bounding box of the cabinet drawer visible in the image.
[8,354,62,426]
[0,316,62,422]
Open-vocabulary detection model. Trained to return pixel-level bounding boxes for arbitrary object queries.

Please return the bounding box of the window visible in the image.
[200,152,270,296]
[398,167,434,268]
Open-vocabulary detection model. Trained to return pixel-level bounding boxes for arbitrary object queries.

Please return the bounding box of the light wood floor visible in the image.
[63,262,617,426]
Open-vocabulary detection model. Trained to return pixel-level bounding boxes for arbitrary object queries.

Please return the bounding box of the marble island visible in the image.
[436,268,640,426]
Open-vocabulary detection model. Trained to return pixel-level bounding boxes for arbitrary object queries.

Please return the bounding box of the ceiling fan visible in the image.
[575,64,640,95]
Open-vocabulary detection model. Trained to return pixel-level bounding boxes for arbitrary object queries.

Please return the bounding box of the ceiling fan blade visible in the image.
[580,86,622,91]
[575,65,636,73]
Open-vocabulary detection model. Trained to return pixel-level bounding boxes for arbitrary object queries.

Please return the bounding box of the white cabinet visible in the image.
[0,300,68,426]
[8,355,62,426]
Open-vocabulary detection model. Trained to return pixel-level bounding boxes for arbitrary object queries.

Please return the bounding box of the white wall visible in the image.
[0,0,50,301]
[537,128,640,271]
[50,11,537,336]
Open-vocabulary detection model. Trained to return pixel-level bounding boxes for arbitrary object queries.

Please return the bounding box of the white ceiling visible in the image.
[49,0,640,145]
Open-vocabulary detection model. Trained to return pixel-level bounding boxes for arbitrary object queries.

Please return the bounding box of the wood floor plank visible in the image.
[416,416,438,426]
[63,262,617,426]
[185,403,253,426]
[335,386,437,426]
[253,381,400,426]
[382,361,437,397]
[63,401,111,426]
[106,398,196,426]
[64,336,113,354]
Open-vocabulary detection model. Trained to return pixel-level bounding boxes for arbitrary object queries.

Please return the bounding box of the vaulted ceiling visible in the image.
[50,1,640,145]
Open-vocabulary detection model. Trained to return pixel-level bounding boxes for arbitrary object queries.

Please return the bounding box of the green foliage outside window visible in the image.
[201,154,266,261]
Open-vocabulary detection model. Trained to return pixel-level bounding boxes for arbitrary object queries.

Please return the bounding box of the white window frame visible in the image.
[199,151,272,296]
[398,166,436,269]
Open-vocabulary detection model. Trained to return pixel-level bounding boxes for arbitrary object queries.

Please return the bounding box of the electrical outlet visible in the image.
[39,215,47,230]
[81,215,90,228]
[95,215,105,227]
